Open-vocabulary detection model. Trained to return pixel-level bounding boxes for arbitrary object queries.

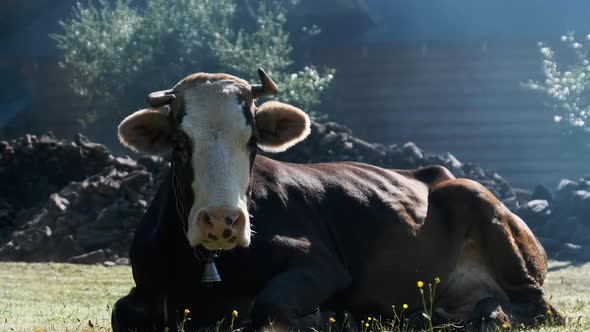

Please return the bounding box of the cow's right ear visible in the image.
[118,108,174,155]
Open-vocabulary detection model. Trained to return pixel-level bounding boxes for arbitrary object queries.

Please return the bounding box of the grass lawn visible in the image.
[0,263,131,331]
[0,261,588,331]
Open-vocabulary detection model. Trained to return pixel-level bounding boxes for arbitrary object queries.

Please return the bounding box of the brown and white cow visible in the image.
[112,69,562,332]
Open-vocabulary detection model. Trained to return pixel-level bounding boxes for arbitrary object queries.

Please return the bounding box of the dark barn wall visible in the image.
[310,41,590,188]
[302,0,590,188]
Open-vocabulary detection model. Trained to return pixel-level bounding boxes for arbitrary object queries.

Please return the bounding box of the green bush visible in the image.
[52,0,334,126]
[524,33,590,141]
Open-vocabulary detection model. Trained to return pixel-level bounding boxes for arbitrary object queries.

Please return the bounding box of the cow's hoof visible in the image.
[468,297,511,332]
[510,296,565,327]
[111,292,164,332]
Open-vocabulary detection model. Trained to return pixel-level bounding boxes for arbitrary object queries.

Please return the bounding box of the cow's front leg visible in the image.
[249,266,351,330]
[112,287,177,332]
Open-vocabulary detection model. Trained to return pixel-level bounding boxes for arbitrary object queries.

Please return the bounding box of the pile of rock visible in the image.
[0,122,588,263]
[0,133,166,263]
[516,178,590,260]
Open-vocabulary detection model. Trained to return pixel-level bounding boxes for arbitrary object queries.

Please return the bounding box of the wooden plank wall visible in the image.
[309,41,590,188]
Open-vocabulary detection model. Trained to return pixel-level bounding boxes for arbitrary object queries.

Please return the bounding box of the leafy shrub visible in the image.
[524,33,590,138]
[52,0,334,126]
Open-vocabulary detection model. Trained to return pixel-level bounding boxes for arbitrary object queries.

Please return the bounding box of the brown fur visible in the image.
[113,71,561,331]
[172,72,253,99]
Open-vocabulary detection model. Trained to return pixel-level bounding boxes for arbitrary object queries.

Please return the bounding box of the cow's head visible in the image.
[118,69,310,250]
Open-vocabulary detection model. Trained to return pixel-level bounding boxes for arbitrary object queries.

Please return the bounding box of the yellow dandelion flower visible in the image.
[402,304,408,310]
[183,309,190,317]
[365,323,369,327]
[546,309,552,315]
[417,281,424,288]
[434,277,441,284]
[232,310,239,317]
[329,317,336,324]
[367,317,372,321]
[502,323,508,329]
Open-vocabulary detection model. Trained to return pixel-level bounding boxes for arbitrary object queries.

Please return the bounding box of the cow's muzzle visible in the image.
[193,206,247,250]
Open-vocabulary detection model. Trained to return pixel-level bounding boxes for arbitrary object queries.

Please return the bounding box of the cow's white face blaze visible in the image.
[117,71,311,251]
[181,82,252,250]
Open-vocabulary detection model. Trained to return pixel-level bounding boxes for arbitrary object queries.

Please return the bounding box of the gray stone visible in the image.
[555,243,588,260]
[94,206,121,229]
[48,193,68,213]
[67,249,106,264]
[518,200,551,232]
[103,260,116,267]
[95,177,121,196]
[513,188,533,204]
[542,217,578,243]
[11,226,52,252]
[402,142,423,161]
[320,131,338,146]
[115,156,138,168]
[537,237,562,253]
[52,235,83,260]
[526,200,550,215]
[556,179,578,195]
[115,257,130,265]
[0,241,18,260]
[122,171,151,191]
[570,225,590,246]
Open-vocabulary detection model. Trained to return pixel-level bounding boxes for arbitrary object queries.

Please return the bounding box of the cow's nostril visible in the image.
[208,233,218,241]
[200,212,212,225]
[222,229,232,239]
[225,213,239,226]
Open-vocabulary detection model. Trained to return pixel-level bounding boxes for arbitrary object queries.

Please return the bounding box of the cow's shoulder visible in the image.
[406,165,456,187]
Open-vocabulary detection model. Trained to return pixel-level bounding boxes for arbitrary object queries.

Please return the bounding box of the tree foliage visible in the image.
[52,0,334,125]
[524,33,590,139]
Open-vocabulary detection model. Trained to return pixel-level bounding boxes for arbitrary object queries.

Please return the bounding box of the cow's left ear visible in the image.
[255,101,311,153]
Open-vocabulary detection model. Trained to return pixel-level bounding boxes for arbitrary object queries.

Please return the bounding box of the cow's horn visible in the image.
[146,89,175,107]
[251,68,278,98]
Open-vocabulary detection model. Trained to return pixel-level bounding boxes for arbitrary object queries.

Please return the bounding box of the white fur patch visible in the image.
[180,81,252,249]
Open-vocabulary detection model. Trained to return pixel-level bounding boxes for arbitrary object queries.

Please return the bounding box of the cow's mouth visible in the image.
[200,239,238,251]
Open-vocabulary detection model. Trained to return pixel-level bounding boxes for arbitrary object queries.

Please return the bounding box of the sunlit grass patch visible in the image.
[0,261,588,331]
[0,262,132,331]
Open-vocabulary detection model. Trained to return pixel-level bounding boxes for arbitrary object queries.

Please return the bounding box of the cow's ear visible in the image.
[118,108,175,155]
[255,101,311,153]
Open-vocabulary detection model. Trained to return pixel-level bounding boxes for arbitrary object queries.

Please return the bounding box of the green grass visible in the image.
[0,262,132,331]
[0,261,588,331]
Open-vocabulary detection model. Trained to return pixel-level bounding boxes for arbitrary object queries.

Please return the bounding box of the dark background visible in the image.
[1,0,589,187]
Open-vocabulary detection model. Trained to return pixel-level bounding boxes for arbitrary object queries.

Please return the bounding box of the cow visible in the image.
[112,69,562,332]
